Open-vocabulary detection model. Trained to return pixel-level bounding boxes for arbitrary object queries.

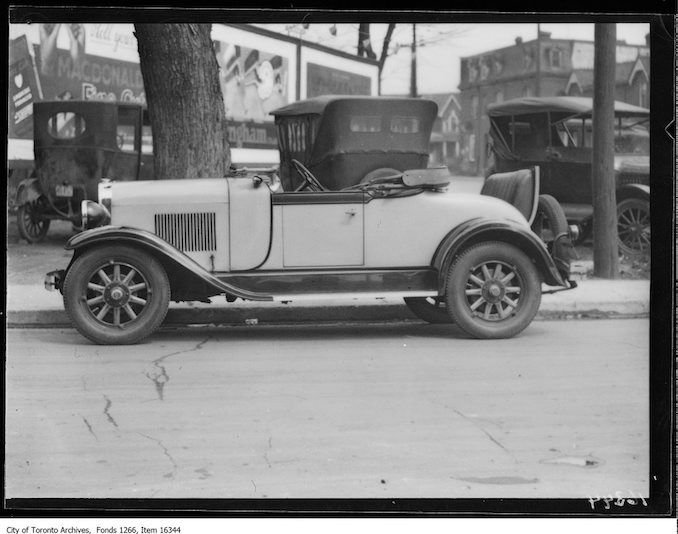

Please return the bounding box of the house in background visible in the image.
[566,55,650,108]
[457,31,650,175]
[420,92,463,171]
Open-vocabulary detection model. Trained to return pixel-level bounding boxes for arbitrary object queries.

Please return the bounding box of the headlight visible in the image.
[81,200,111,230]
[98,179,113,214]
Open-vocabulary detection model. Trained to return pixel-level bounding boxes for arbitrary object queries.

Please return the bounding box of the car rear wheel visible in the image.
[617,197,650,256]
[404,297,453,324]
[445,242,542,339]
[63,245,170,345]
[17,200,51,243]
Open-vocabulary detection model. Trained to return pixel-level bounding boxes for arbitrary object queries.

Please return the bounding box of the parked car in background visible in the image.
[15,100,153,243]
[486,96,650,256]
[45,96,577,345]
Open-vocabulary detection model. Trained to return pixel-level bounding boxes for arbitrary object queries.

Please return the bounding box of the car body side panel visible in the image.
[227,178,272,271]
[363,192,529,267]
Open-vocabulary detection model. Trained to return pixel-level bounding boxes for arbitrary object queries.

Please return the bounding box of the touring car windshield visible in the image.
[553,116,649,155]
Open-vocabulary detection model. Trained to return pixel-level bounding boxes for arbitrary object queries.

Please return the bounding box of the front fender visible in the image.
[16,178,43,205]
[65,226,273,301]
[617,183,650,201]
[432,218,567,290]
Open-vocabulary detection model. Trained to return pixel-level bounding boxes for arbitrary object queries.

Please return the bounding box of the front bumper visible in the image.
[45,270,65,292]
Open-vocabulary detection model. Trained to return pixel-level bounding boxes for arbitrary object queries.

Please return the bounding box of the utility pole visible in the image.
[592,23,619,278]
[410,24,418,98]
[535,23,541,96]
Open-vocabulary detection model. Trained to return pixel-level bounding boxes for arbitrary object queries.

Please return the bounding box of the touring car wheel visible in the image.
[17,200,51,243]
[445,242,541,339]
[617,197,650,256]
[63,245,170,345]
[404,297,453,324]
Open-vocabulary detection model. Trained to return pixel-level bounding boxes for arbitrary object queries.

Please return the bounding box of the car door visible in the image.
[275,191,366,268]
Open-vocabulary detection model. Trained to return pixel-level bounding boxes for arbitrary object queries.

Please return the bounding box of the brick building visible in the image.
[458,31,650,175]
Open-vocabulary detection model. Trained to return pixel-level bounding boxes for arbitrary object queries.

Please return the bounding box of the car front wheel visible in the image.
[63,245,170,345]
[445,242,541,339]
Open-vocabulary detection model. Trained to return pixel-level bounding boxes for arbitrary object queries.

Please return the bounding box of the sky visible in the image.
[256,23,651,95]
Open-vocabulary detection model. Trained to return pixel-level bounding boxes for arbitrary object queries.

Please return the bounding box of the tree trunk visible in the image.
[134,24,230,180]
[592,23,619,278]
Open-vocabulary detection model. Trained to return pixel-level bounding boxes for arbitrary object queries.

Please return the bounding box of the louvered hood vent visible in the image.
[154,212,217,252]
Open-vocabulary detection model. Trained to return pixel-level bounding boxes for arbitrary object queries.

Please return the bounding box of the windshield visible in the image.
[554,116,649,156]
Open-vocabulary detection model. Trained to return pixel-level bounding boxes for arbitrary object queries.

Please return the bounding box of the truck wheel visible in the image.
[63,246,170,345]
[617,198,650,256]
[17,201,51,243]
[445,242,541,339]
[404,297,453,324]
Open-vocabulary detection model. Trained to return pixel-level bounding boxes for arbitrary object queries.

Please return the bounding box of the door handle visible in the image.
[345,209,357,217]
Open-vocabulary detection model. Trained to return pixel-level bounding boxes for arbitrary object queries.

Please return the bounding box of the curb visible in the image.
[6,301,650,328]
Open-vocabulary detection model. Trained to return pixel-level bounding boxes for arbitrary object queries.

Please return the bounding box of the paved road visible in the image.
[5,319,649,502]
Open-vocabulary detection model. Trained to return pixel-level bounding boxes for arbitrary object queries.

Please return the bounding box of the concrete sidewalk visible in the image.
[6,277,650,328]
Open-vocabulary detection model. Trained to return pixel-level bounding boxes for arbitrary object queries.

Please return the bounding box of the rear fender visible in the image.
[65,226,273,302]
[432,218,567,291]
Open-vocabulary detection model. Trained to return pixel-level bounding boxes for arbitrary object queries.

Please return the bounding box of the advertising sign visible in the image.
[35,23,146,104]
[8,35,41,139]
[306,62,372,98]
[213,40,289,149]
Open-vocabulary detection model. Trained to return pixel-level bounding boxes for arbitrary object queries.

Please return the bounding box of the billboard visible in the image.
[214,40,290,149]
[306,62,372,97]
[8,23,378,163]
[8,35,41,139]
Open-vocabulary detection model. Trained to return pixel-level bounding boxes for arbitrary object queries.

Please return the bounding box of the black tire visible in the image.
[360,167,401,184]
[404,297,453,324]
[63,245,170,345]
[445,242,542,339]
[530,194,569,244]
[17,201,51,243]
[617,197,650,256]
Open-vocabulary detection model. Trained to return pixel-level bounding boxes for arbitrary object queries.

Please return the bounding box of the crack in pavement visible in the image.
[453,408,518,463]
[82,417,98,440]
[145,337,211,400]
[103,395,119,427]
[139,432,178,479]
[263,436,273,469]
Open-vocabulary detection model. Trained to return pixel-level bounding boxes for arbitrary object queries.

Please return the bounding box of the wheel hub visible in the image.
[104,283,130,307]
[482,281,505,303]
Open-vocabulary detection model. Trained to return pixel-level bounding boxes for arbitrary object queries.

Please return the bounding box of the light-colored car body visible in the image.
[108,177,529,275]
[46,165,576,344]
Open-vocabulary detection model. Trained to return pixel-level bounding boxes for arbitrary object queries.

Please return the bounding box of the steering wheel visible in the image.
[291,159,326,192]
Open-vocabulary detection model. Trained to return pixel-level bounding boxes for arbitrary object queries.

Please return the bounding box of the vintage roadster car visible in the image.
[45,96,576,345]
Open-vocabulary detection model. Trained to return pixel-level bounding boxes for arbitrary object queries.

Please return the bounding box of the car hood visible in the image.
[614,154,649,174]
